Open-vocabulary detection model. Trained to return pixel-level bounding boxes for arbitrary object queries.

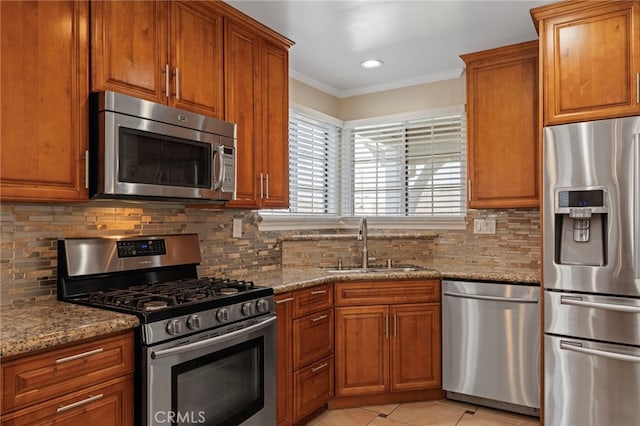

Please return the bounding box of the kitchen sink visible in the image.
[324,266,423,274]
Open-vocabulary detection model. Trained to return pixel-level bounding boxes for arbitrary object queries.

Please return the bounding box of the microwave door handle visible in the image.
[212,146,223,190]
[217,145,225,190]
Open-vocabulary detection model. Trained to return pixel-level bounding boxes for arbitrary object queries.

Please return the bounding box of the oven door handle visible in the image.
[150,316,276,360]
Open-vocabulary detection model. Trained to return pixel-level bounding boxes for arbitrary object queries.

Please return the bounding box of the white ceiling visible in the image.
[226,0,552,98]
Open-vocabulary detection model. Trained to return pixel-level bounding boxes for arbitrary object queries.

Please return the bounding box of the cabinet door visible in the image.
[275,293,293,426]
[463,41,539,209]
[538,1,640,124]
[260,41,290,208]
[170,1,223,118]
[1,376,133,426]
[390,304,441,392]
[293,356,334,422]
[335,306,389,396]
[224,19,261,208]
[293,309,334,370]
[0,0,88,202]
[91,0,168,103]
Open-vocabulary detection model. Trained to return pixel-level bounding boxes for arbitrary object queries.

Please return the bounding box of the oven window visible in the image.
[119,127,212,188]
[171,337,264,426]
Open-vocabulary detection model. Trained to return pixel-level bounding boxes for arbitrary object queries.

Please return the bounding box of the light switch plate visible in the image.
[232,218,243,238]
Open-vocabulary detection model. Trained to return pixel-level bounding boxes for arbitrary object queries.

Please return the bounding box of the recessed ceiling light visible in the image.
[360,59,384,69]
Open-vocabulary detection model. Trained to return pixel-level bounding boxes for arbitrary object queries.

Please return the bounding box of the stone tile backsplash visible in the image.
[0,202,539,306]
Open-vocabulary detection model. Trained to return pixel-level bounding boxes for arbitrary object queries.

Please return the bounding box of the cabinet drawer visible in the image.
[293,284,333,317]
[335,280,440,306]
[293,356,334,422]
[1,375,133,426]
[293,309,334,370]
[1,331,134,413]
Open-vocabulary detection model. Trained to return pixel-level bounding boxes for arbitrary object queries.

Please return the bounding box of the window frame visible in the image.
[258,104,467,232]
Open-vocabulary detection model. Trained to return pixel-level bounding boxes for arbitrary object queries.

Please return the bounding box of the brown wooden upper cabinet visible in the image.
[461,41,540,209]
[0,0,89,202]
[531,1,640,125]
[91,0,224,118]
[224,15,292,209]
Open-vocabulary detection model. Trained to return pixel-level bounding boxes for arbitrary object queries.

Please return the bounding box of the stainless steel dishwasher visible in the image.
[442,279,540,416]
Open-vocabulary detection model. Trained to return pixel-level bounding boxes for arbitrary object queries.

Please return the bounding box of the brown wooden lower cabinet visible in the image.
[0,331,134,426]
[1,376,133,426]
[293,356,334,421]
[334,280,442,400]
[275,293,294,426]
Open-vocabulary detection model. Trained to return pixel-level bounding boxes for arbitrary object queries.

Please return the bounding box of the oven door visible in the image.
[143,316,276,426]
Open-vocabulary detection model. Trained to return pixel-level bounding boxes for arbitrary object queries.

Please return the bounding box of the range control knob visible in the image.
[166,319,182,335]
[186,314,201,330]
[216,308,230,323]
[255,299,270,313]
[241,302,255,316]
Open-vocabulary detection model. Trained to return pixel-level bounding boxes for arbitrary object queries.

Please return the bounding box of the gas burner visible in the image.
[218,287,239,296]
[142,300,168,311]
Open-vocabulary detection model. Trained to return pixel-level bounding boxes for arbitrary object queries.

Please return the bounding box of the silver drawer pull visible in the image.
[561,296,640,313]
[57,394,104,413]
[311,314,328,323]
[560,341,640,363]
[275,297,294,304]
[311,363,328,373]
[55,348,104,364]
[310,290,327,295]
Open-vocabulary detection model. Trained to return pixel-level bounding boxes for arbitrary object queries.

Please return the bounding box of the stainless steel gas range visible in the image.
[57,234,276,426]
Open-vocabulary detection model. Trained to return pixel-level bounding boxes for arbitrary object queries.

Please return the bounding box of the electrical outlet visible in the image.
[474,218,496,234]
[232,218,243,238]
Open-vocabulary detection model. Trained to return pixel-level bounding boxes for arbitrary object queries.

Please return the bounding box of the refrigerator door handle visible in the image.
[443,291,538,303]
[560,295,640,313]
[560,340,640,363]
[635,133,639,280]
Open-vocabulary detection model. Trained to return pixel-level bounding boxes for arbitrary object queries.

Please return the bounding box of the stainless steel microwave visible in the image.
[89,91,236,203]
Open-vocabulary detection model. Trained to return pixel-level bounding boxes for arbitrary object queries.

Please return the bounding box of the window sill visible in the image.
[257,214,467,232]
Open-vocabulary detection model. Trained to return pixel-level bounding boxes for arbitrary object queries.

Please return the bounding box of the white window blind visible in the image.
[286,110,340,214]
[347,114,466,217]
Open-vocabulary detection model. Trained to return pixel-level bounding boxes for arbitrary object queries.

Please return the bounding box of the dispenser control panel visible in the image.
[555,189,607,214]
[558,190,604,208]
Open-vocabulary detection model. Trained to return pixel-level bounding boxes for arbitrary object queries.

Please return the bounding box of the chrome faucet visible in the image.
[358,217,368,269]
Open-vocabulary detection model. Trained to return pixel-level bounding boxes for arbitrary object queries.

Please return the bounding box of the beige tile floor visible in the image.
[306,399,540,426]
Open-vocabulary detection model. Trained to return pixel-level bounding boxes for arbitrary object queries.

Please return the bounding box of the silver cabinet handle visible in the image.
[444,291,538,304]
[57,394,104,413]
[275,297,294,304]
[164,64,169,98]
[175,67,180,100]
[311,362,328,373]
[85,150,89,189]
[56,348,104,364]
[310,290,327,295]
[468,179,472,202]
[560,341,640,363]
[636,72,639,104]
[561,296,640,313]
[385,314,389,338]
[311,314,328,323]
[265,173,270,199]
[393,313,397,338]
[259,173,264,199]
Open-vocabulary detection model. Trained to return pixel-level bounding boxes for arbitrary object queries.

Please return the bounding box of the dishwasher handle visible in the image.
[444,291,538,304]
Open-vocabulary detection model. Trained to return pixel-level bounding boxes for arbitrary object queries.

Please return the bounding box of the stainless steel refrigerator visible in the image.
[543,116,640,426]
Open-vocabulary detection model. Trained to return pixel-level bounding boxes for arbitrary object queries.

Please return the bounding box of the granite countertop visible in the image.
[0,300,139,359]
[1,267,538,358]
[238,266,540,294]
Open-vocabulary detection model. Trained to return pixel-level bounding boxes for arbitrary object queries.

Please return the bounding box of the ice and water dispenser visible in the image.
[554,189,607,266]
